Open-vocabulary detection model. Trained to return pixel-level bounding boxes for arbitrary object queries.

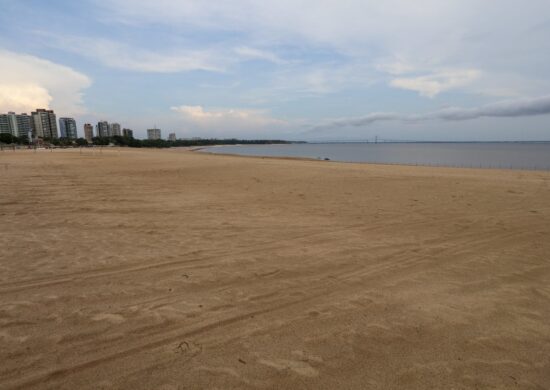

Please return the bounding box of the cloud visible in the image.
[38,33,289,74]
[375,59,417,76]
[170,105,287,135]
[34,32,296,77]
[96,1,464,49]
[436,95,550,120]
[109,50,222,73]
[0,85,52,113]
[97,1,550,57]
[389,69,481,98]
[234,46,287,64]
[0,50,91,114]
[241,62,378,105]
[311,95,550,131]
[94,0,550,97]
[376,59,484,97]
[34,33,225,73]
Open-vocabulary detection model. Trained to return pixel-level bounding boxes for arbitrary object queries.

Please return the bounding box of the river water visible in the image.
[203,143,550,170]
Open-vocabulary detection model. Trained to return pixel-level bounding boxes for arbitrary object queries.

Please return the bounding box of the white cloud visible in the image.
[0,50,91,114]
[94,0,550,97]
[170,105,288,136]
[390,69,481,98]
[96,1,462,49]
[375,59,417,76]
[96,1,548,56]
[378,59,550,99]
[240,62,378,105]
[172,105,283,125]
[111,50,222,73]
[38,33,289,74]
[0,85,52,113]
[33,32,299,77]
[234,46,287,64]
[34,33,225,73]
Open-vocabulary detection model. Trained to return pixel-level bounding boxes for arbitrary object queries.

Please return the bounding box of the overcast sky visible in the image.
[1,0,549,140]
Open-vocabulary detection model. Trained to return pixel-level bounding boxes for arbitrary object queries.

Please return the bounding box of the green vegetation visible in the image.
[0,133,29,144]
[75,138,88,146]
[46,137,84,147]
[0,133,294,148]
[94,136,292,148]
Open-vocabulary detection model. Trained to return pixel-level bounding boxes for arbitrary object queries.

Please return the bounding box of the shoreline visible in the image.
[194,146,550,173]
[4,146,550,174]
[4,143,549,172]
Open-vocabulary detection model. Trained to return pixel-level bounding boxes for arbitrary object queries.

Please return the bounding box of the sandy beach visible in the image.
[1,148,549,389]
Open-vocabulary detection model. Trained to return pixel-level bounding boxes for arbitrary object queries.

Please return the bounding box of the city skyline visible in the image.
[0,108,147,142]
[1,1,550,141]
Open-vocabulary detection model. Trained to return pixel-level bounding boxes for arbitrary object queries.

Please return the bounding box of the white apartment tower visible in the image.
[147,127,161,140]
[32,109,58,139]
[16,113,33,138]
[0,112,32,138]
[109,123,122,137]
[96,121,109,138]
[0,114,10,135]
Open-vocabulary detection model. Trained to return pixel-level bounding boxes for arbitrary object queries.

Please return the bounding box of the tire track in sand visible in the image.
[3,221,532,389]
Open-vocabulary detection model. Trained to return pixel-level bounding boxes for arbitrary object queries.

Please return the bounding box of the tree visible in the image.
[0,133,15,144]
[57,137,74,147]
[92,137,109,146]
[75,138,88,146]
[110,135,126,146]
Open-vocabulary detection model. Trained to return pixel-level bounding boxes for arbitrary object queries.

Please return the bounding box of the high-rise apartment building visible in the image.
[59,117,78,139]
[0,112,33,138]
[7,112,18,136]
[109,123,121,137]
[147,128,161,140]
[16,113,33,138]
[83,123,94,143]
[96,121,109,138]
[168,133,176,141]
[32,109,58,139]
[0,114,11,135]
[122,128,134,138]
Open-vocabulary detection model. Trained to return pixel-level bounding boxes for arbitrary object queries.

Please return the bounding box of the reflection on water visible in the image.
[204,143,550,170]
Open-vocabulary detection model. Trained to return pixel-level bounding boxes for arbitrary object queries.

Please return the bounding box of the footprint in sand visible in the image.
[92,313,126,324]
[0,330,29,343]
[258,354,320,378]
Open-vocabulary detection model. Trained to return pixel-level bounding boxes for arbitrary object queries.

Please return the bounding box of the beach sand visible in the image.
[1,148,549,389]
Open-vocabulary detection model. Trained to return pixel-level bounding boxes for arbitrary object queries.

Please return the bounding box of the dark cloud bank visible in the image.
[311,95,550,131]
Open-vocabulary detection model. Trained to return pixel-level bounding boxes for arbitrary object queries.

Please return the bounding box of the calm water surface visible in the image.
[204,143,550,170]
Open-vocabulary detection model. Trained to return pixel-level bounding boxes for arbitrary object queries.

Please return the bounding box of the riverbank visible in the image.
[1,148,549,389]
[200,142,550,171]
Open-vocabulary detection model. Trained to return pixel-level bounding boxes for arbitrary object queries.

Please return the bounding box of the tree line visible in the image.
[92,136,293,148]
[0,134,31,145]
[0,133,295,148]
